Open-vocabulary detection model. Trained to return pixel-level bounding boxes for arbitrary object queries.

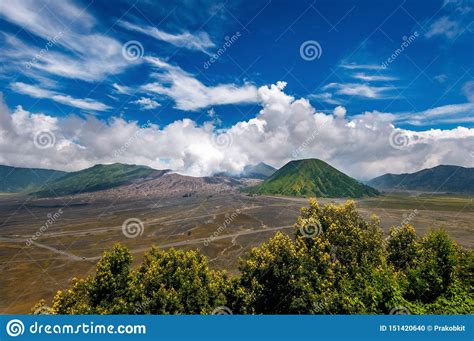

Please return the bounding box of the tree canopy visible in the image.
[33,199,474,315]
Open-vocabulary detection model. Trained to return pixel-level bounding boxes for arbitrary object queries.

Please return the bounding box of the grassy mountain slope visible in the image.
[247,159,378,198]
[34,163,168,197]
[368,165,474,193]
[0,165,67,193]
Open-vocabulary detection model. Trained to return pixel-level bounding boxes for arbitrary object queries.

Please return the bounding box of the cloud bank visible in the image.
[1,82,473,180]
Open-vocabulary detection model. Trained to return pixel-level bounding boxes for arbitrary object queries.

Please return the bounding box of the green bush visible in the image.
[36,199,473,315]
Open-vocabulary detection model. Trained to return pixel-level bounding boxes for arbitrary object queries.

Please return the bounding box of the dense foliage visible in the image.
[246,159,378,198]
[34,199,473,315]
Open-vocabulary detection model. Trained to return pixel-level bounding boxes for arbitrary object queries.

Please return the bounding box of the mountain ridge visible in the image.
[368,165,474,193]
[241,162,277,179]
[33,163,169,197]
[0,165,67,193]
[216,162,276,180]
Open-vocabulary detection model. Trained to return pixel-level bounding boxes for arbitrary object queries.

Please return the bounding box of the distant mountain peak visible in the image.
[241,162,276,179]
[246,158,378,198]
[215,162,276,180]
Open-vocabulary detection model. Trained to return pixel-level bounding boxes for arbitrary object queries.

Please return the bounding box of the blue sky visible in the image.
[1,0,473,129]
[0,0,473,178]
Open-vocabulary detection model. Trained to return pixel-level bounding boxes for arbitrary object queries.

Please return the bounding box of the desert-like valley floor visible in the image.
[0,192,472,313]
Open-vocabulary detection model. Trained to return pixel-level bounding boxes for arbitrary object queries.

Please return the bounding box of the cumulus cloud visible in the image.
[0,83,473,180]
[119,21,215,53]
[141,56,259,110]
[333,106,347,118]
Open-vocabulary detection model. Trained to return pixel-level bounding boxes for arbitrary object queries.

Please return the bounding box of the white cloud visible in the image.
[462,81,474,102]
[333,106,347,118]
[314,64,397,103]
[119,21,215,53]
[434,74,448,83]
[352,73,397,81]
[443,0,474,13]
[414,103,474,117]
[425,16,461,39]
[0,0,95,37]
[207,108,216,118]
[11,82,111,111]
[142,56,259,110]
[339,63,384,70]
[112,83,133,95]
[0,0,130,81]
[132,97,160,110]
[396,102,474,125]
[308,92,342,105]
[1,83,473,181]
[323,82,394,99]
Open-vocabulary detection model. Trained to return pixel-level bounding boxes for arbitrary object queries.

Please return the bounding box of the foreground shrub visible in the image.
[36,200,474,315]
